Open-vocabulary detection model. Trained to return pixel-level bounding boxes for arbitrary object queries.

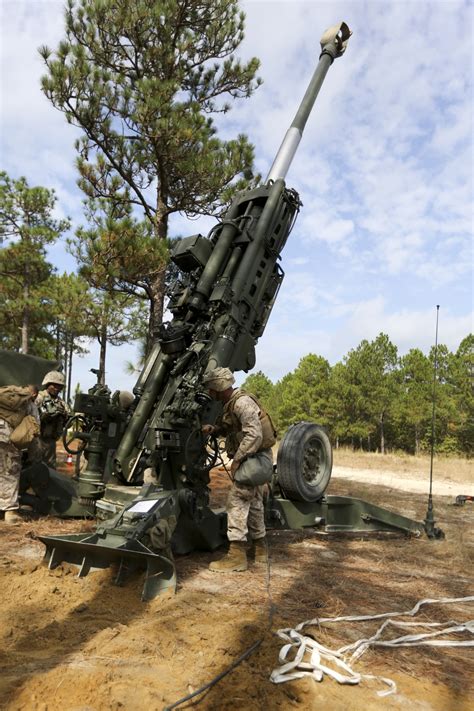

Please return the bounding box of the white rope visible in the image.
[270,596,474,696]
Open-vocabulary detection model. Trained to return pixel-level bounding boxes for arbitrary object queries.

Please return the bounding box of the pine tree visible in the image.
[242,370,274,402]
[47,273,94,400]
[326,361,351,448]
[450,334,474,455]
[342,334,398,452]
[70,199,168,348]
[429,343,464,455]
[271,355,331,432]
[0,172,70,355]
[395,348,432,455]
[84,291,147,385]
[39,0,261,337]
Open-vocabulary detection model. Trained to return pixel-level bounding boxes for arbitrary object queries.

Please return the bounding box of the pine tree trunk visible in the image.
[380,412,385,454]
[67,336,73,404]
[63,331,69,388]
[99,323,107,385]
[148,268,167,339]
[55,321,61,361]
[415,425,420,456]
[146,194,169,351]
[21,284,29,353]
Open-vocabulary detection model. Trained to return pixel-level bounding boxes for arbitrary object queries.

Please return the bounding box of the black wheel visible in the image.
[62,415,90,455]
[277,422,332,502]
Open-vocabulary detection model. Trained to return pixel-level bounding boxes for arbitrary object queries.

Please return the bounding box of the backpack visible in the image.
[0,386,33,427]
[9,415,40,449]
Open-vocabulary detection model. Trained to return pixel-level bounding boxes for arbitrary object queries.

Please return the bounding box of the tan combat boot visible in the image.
[4,510,23,525]
[252,537,268,564]
[209,542,248,573]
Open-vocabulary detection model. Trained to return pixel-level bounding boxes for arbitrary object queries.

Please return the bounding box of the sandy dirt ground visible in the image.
[332,465,471,496]
[0,454,473,711]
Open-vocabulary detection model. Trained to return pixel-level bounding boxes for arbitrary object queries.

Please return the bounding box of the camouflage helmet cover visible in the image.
[42,370,65,387]
[118,390,135,409]
[202,367,235,392]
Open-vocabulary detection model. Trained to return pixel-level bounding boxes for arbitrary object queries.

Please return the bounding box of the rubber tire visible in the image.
[277,422,332,502]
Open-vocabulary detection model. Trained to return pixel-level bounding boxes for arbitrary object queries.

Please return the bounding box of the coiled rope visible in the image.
[270,596,474,696]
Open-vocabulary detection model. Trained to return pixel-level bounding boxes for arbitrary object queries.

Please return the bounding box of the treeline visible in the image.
[242,333,473,457]
[0,173,147,397]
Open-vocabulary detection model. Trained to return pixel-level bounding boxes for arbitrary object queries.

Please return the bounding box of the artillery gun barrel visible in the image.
[266,21,351,183]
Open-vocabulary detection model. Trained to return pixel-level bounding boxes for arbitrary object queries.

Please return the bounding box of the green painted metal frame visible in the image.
[267,495,425,536]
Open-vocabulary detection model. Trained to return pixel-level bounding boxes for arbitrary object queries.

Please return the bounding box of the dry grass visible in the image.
[333,447,473,483]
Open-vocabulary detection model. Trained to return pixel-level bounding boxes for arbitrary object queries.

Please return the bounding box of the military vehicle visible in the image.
[27,23,431,600]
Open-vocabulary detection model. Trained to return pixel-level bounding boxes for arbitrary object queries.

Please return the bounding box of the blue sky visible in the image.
[1,0,472,392]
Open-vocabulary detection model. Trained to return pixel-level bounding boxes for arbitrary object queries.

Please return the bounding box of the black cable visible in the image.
[215,449,234,482]
[162,639,262,711]
[163,540,275,711]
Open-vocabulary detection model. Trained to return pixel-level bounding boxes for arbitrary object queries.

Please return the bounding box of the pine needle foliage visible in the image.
[39,0,262,333]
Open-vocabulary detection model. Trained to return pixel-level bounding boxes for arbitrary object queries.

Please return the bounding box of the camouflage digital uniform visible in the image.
[221,390,273,543]
[36,390,69,468]
[0,418,22,512]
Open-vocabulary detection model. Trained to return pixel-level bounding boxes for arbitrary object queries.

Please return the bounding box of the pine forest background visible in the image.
[242,332,473,458]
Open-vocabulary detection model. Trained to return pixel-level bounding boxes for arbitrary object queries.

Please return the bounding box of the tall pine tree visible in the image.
[0,172,70,355]
[39,0,261,339]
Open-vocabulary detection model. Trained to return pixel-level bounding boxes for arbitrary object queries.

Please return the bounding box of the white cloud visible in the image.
[339,299,473,357]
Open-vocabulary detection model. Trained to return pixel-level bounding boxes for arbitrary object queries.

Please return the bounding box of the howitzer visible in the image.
[36,22,426,600]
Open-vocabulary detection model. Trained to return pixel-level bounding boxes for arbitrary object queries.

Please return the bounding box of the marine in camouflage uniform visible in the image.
[0,385,39,523]
[201,367,276,572]
[35,371,69,469]
[0,419,22,516]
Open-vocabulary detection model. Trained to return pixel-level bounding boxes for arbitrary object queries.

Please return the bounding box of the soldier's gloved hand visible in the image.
[201,424,215,436]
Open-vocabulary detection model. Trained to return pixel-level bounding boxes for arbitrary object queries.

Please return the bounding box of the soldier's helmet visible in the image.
[202,367,235,392]
[42,371,66,387]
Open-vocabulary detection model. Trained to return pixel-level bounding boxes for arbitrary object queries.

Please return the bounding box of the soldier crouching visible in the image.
[201,367,276,572]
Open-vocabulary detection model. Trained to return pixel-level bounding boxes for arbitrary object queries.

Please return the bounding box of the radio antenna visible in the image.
[424,305,445,539]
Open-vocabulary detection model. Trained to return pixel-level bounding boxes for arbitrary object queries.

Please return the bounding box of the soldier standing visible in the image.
[36,371,69,468]
[0,385,39,524]
[201,367,276,573]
